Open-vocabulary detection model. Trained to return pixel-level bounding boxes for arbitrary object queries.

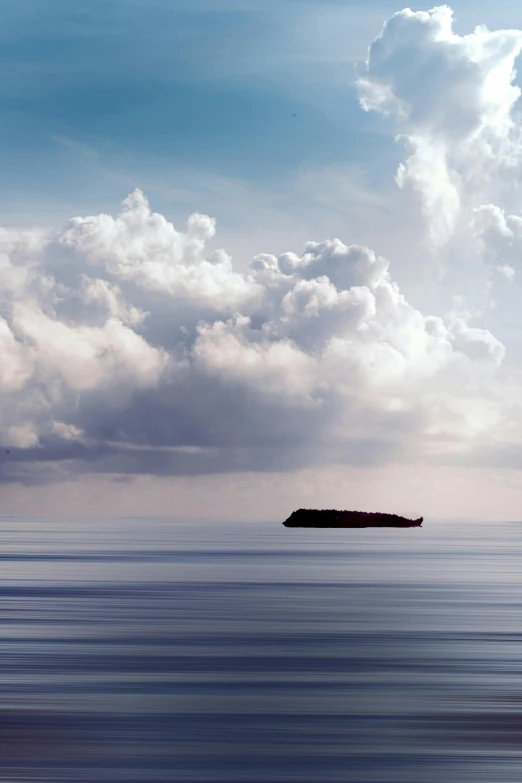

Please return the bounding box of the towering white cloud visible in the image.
[357,6,522,244]
[472,204,522,279]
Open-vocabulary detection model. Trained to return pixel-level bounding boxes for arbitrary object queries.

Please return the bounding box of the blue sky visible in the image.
[0,1,515,233]
[0,0,517,251]
[0,1,403,230]
[3,2,522,517]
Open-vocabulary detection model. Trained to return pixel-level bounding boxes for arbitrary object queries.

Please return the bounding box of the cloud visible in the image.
[472,203,522,279]
[61,190,259,310]
[357,6,522,244]
[0,189,507,483]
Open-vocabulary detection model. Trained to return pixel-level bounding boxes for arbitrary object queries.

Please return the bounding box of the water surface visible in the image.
[1,517,521,782]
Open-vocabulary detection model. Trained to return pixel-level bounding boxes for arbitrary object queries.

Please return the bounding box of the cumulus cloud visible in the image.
[472,204,522,279]
[0,189,507,484]
[357,5,522,244]
[61,190,259,310]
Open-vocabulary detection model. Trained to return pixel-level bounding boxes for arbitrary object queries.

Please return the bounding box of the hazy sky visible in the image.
[2,1,522,520]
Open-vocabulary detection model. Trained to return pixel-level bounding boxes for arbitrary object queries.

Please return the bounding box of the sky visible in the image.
[3,1,522,520]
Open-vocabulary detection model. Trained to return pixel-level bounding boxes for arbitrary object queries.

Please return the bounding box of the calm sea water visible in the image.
[1,517,522,782]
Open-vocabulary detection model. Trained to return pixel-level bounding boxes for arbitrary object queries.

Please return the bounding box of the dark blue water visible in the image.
[1,517,522,782]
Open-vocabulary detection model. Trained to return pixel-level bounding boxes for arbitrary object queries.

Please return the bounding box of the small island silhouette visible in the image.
[283,509,423,528]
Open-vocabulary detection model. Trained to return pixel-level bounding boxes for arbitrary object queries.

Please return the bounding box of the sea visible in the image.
[1,516,522,782]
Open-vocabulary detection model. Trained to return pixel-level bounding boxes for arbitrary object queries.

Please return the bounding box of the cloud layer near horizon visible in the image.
[2,4,522,485]
[0,187,506,484]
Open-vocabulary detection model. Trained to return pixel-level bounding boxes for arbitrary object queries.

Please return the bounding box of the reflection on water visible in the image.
[1,517,522,781]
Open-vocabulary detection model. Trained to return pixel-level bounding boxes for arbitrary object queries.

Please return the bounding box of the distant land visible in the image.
[283,509,423,529]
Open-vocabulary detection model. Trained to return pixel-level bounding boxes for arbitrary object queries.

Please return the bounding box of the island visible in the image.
[283,509,423,528]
